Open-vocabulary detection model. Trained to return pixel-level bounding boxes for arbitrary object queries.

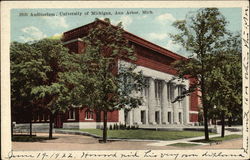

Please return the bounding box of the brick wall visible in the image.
[77,108,119,122]
[190,113,198,122]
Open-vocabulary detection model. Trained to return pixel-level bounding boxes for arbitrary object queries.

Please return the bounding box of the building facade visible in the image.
[60,20,200,129]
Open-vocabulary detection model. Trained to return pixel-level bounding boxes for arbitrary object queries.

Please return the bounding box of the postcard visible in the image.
[1,1,249,160]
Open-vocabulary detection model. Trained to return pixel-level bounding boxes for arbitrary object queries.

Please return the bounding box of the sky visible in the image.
[11,8,242,57]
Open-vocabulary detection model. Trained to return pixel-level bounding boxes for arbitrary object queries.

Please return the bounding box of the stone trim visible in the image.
[63,38,83,45]
[189,111,199,114]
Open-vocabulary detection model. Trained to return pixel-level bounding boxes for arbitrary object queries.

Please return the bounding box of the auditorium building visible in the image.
[56,20,200,129]
[14,20,200,129]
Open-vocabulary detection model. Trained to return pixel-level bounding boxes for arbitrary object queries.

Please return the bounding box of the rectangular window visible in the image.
[155,80,162,105]
[32,115,36,122]
[37,113,40,122]
[47,115,50,122]
[170,84,175,102]
[178,86,181,96]
[143,78,149,101]
[68,109,76,120]
[178,86,184,96]
[85,110,94,120]
[167,83,171,101]
[41,114,45,121]
[141,110,146,124]
[168,112,171,123]
[179,112,182,123]
[44,114,48,122]
[155,111,160,124]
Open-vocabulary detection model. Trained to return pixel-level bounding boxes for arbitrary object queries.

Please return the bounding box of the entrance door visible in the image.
[179,112,182,124]
[155,111,160,124]
[141,111,146,124]
[168,112,171,124]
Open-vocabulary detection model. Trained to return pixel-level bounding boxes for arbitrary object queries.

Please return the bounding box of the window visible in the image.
[141,110,146,124]
[155,111,160,124]
[168,112,171,123]
[41,114,45,121]
[167,83,171,101]
[155,80,162,105]
[143,78,149,101]
[32,115,36,122]
[85,110,94,120]
[168,84,175,102]
[37,113,40,122]
[179,112,182,123]
[68,109,76,120]
[178,85,184,96]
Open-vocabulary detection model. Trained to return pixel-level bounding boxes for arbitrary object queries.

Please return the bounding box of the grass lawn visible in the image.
[77,129,207,140]
[168,142,201,147]
[191,134,242,143]
[12,135,57,142]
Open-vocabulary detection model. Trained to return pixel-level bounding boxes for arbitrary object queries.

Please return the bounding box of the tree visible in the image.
[68,19,146,143]
[31,39,80,139]
[207,32,242,137]
[170,8,229,140]
[11,39,78,139]
[10,42,43,137]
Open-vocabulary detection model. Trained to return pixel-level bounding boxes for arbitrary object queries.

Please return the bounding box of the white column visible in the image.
[133,108,141,125]
[161,80,168,124]
[127,111,133,125]
[173,83,179,124]
[119,109,125,124]
[148,77,156,124]
[145,109,149,124]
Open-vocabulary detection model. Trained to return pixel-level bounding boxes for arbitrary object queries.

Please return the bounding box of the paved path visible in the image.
[12,132,242,151]
[147,130,242,147]
[12,133,178,150]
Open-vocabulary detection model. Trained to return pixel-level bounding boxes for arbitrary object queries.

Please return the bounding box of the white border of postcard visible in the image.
[1,1,249,160]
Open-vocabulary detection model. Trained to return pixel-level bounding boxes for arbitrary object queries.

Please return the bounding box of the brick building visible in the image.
[13,20,200,129]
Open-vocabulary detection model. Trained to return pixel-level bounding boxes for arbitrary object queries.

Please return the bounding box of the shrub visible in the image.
[113,123,118,130]
[109,125,113,130]
[126,125,130,130]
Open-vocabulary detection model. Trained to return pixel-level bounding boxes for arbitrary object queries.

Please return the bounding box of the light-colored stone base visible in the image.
[63,122,118,129]
[14,123,51,133]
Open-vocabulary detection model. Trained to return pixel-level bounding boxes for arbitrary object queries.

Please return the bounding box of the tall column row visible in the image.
[129,77,189,125]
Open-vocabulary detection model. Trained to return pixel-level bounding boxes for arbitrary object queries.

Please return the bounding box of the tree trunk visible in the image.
[228,116,232,127]
[29,112,32,137]
[49,112,54,139]
[201,80,209,141]
[221,112,225,137]
[203,106,209,140]
[29,119,32,137]
[102,111,108,143]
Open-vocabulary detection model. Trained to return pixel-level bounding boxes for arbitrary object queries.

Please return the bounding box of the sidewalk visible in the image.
[147,129,242,147]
